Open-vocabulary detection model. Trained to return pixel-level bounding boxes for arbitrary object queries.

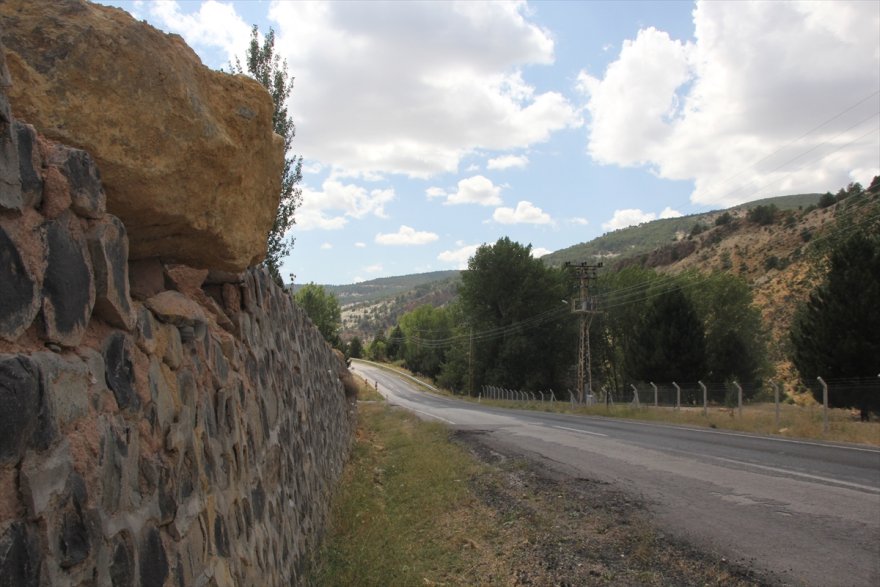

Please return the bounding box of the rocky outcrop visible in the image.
[0,0,284,272]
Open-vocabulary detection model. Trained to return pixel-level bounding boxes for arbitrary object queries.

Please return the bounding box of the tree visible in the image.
[347,336,364,359]
[791,232,880,419]
[452,238,575,394]
[294,283,341,347]
[818,192,836,209]
[233,26,303,284]
[627,288,707,384]
[691,272,768,395]
[746,204,778,226]
[398,305,452,378]
[367,332,387,362]
[385,325,405,361]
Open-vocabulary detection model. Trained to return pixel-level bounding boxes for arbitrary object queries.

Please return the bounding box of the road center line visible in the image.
[554,425,608,437]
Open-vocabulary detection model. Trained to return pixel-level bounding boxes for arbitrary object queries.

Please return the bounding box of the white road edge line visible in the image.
[554,425,608,437]
[707,454,880,494]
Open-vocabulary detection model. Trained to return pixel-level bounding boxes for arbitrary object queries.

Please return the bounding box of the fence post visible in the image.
[673,382,680,411]
[699,380,707,417]
[733,381,743,418]
[630,384,640,407]
[651,382,658,407]
[817,376,828,433]
[772,381,780,427]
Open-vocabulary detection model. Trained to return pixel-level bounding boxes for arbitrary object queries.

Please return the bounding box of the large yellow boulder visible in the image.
[0,0,284,271]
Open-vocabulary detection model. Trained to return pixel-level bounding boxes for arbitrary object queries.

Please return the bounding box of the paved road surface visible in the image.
[351,361,880,587]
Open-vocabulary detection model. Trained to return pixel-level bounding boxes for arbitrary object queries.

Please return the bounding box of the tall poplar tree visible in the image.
[233,26,303,284]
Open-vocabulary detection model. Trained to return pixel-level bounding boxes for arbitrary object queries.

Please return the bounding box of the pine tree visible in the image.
[233,26,303,284]
[791,232,880,418]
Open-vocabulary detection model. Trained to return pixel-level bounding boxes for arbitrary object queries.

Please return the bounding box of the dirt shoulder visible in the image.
[453,429,769,586]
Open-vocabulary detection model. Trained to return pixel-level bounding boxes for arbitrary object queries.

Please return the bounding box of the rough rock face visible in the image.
[0,0,284,271]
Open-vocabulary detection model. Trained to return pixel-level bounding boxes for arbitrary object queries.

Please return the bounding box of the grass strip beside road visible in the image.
[311,402,504,586]
[311,396,761,585]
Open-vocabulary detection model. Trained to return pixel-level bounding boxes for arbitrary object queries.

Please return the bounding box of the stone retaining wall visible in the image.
[1,50,354,587]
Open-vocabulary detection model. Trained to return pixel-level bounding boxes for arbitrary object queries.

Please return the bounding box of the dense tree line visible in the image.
[374,238,769,401]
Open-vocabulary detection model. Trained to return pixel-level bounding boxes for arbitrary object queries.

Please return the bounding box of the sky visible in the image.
[98,0,880,285]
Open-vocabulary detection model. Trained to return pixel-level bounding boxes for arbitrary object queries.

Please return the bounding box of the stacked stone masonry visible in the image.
[1,60,354,586]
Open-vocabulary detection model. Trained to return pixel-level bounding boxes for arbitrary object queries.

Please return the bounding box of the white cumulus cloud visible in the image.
[376,225,439,246]
[430,175,504,206]
[602,209,657,231]
[531,247,552,258]
[579,0,880,206]
[660,207,683,219]
[298,179,395,230]
[144,0,252,66]
[487,154,529,170]
[493,200,553,225]
[438,243,480,269]
[267,1,580,178]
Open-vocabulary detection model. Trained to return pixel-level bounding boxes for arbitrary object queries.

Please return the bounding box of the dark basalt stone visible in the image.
[139,527,168,587]
[0,226,39,341]
[58,504,90,568]
[15,122,42,207]
[41,212,94,346]
[51,145,105,219]
[109,532,135,587]
[0,113,22,211]
[103,332,139,412]
[0,355,41,463]
[214,514,230,558]
[0,522,41,587]
[88,215,134,330]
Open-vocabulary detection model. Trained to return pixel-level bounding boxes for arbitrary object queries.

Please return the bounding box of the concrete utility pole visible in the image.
[565,262,602,404]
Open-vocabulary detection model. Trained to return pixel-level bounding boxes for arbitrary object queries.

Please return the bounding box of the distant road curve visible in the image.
[351,360,880,587]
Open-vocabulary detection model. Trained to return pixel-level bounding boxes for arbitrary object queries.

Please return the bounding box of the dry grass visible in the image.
[310,404,506,586]
[478,399,880,446]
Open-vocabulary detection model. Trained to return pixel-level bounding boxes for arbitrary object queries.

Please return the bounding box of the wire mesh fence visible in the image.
[482,376,880,428]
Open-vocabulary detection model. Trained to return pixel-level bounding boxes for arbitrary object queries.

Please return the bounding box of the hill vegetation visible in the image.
[541,192,823,268]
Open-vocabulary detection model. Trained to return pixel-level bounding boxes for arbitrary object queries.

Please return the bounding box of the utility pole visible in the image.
[468,326,475,396]
[565,262,602,404]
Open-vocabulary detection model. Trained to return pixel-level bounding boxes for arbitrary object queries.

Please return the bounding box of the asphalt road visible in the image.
[351,361,880,587]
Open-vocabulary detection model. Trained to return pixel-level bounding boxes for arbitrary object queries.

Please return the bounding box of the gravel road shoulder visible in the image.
[453,429,774,586]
